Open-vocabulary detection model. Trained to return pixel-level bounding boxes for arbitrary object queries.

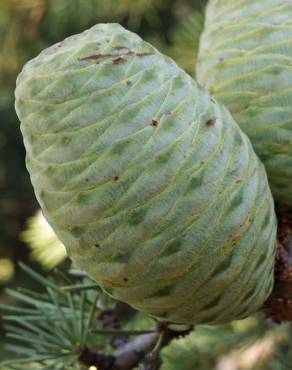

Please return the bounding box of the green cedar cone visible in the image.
[197,0,292,207]
[15,24,276,325]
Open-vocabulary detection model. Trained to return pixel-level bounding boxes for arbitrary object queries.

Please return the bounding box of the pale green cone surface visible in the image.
[197,0,292,207]
[15,23,276,325]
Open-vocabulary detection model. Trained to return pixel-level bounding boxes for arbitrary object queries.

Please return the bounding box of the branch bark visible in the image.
[263,209,292,323]
[115,332,158,369]
[78,323,192,370]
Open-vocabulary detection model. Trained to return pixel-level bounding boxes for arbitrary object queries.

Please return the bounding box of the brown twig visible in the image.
[139,323,192,370]
[78,322,192,370]
[263,209,292,323]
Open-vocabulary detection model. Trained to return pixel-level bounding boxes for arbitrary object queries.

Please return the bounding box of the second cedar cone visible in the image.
[197,0,292,208]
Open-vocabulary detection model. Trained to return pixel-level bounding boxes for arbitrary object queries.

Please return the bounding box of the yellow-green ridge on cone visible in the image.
[197,0,292,207]
[15,23,276,325]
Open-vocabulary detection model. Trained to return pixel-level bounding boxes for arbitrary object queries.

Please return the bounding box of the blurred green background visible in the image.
[1,1,292,369]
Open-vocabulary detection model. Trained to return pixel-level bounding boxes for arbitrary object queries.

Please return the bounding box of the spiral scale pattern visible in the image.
[15,24,276,324]
[197,0,292,207]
